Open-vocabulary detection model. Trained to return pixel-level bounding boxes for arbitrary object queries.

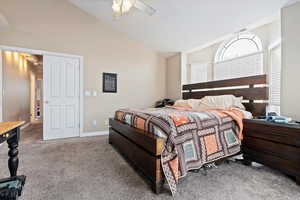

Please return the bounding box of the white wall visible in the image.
[166,54,181,100]
[0,0,166,132]
[185,20,281,82]
[281,1,300,120]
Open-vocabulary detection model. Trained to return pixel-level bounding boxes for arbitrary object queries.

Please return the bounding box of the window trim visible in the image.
[215,50,264,65]
[213,51,264,81]
[188,62,210,83]
[268,41,282,107]
[215,32,263,63]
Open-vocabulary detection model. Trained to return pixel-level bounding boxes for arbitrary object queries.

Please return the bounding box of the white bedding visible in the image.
[232,108,253,119]
[174,95,253,119]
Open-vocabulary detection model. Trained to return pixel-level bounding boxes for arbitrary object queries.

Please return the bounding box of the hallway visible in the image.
[21,122,43,144]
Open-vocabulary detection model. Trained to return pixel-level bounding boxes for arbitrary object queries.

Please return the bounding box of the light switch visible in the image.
[93,91,97,97]
[92,120,97,126]
[85,90,91,97]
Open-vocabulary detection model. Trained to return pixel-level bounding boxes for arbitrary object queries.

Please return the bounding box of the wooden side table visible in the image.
[0,121,25,177]
[242,119,300,184]
[0,121,26,200]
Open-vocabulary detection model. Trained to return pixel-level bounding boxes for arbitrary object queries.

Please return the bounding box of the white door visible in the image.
[43,55,80,140]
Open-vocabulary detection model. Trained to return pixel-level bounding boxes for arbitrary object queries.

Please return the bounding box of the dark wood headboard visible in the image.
[182,75,268,117]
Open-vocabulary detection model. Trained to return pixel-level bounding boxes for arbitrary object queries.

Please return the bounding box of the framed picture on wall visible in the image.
[103,72,117,93]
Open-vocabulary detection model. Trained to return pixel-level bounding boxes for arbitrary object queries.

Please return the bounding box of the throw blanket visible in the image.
[115,107,244,195]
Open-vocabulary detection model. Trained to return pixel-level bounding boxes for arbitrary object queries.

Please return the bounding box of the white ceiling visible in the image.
[69,0,289,53]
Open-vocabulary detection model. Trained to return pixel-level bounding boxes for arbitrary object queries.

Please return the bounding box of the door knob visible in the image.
[44,101,49,104]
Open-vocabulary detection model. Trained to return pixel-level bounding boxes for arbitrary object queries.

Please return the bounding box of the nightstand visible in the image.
[242,119,300,184]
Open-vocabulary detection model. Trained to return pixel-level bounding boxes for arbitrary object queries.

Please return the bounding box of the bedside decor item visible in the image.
[266,115,292,124]
[103,73,117,93]
[155,99,174,108]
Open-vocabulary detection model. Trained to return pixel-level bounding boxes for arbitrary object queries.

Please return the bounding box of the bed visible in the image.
[109,75,268,195]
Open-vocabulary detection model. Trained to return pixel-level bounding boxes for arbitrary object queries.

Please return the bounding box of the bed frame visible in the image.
[109,74,268,194]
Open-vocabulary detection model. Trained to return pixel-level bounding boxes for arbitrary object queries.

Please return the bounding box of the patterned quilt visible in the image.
[115,106,244,195]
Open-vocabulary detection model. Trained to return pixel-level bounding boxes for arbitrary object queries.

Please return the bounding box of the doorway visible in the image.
[1,51,43,142]
[0,46,83,141]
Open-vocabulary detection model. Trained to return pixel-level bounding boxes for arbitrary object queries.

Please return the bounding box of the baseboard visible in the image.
[81,130,109,137]
[20,122,31,130]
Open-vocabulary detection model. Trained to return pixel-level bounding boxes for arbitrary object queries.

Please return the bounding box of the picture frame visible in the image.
[103,72,117,93]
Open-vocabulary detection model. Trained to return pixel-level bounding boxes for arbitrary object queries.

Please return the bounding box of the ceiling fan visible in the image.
[112,0,156,18]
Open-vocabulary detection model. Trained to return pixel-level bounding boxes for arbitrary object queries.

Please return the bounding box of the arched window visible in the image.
[215,33,262,62]
[214,33,264,81]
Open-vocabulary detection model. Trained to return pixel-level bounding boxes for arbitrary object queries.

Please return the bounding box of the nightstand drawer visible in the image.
[243,121,300,147]
[242,119,300,184]
[243,147,300,177]
[242,137,300,162]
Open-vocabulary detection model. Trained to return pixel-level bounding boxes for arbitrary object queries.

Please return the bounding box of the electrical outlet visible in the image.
[92,120,97,127]
[104,120,109,126]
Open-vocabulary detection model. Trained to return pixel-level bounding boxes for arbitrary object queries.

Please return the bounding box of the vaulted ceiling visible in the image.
[0,12,9,31]
[69,0,289,53]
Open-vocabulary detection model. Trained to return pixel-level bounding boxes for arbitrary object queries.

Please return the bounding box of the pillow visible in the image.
[173,99,201,109]
[198,95,245,110]
[174,99,191,108]
[187,99,202,109]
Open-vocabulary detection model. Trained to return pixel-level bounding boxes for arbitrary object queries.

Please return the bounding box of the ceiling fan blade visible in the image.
[134,0,156,16]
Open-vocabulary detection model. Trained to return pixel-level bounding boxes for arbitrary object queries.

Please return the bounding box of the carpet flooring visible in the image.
[0,124,299,200]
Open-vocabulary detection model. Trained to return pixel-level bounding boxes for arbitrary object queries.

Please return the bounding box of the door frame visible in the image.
[0,45,84,137]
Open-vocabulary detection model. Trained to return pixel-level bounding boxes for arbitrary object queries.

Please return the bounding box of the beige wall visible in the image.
[2,51,32,123]
[0,0,166,133]
[166,54,181,100]
[281,2,300,120]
